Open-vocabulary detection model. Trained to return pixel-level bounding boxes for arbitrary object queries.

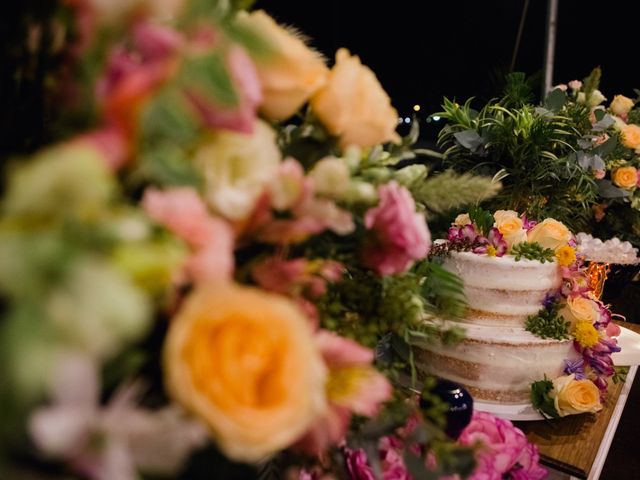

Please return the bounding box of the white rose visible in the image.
[453,213,471,226]
[309,156,351,198]
[195,120,282,220]
[493,209,519,224]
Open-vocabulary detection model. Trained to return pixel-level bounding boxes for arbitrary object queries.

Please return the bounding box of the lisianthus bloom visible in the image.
[311,48,399,150]
[551,374,602,416]
[237,10,329,121]
[296,331,392,455]
[194,119,282,221]
[457,411,546,480]
[142,187,234,283]
[164,284,327,462]
[473,227,508,257]
[363,182,431,276]
[580,337,620,378]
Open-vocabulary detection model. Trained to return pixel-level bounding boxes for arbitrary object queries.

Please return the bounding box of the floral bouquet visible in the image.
[436,209,621,418]
[0,0,548,479]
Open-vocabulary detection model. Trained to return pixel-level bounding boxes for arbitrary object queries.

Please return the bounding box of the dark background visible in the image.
[255,0,640,140]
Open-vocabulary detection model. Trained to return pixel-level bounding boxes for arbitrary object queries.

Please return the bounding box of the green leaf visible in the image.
[453,130,484,151]
[545,88,568,112]
[531,379,560,419]
[468,206,494,236]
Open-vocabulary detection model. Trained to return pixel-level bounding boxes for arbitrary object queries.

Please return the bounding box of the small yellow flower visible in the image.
[573,320,600,348]
[555,245,577,267]
[486,245,497,257]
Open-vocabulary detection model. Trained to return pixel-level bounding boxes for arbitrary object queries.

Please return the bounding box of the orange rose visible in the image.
[610,95,635,116]
[164,284,327,462]
[551,374,602,417]
[611,166,638,189]
[310,48,399,150]
[493,211,526,249]
[561,295,600,324]
[238,10,329,121]
[621,124,640,150]
[526,218,572,251]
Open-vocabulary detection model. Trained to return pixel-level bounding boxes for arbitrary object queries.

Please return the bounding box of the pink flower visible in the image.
[458,412,546,480]
[185,45,262,134]
[296,331,392,454]
[636,169,640,188]
[568,80,583,91]
[344,448,377,480]
[594,169,606,179]
[142,187,234,283]
[554,84,568,92]
[363,181,431,275]
[473,227,508,257]
[252,257,343,298]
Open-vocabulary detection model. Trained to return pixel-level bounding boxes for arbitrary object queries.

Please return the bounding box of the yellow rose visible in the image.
[453,213,471,226]
[551,374,602,417]
[561,295,600,324]
[493,212,526,249]
[611,166,638,189]
[195,119,281,221]
[238,10,329,121]
[610,95,635,116]
[526,218,572,250]
[164,284,327,462]
[621,124,640,150]
[310,48,399,150]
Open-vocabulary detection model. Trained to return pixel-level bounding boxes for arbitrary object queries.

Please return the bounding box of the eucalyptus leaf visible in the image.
[593,109,606,122]
[594,135,618,156]
[453,130,484,151]
[592,114,615,132]
[544,88,567,112]
[597,179,631,198]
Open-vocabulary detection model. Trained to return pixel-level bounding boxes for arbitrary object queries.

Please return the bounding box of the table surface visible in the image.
[515,322,640,479]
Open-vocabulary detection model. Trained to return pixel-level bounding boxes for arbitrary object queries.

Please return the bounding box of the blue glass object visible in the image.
[420,378,473,439]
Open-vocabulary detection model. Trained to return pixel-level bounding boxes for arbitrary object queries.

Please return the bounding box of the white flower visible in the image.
[46,259,151,360]
[30,353,207,480]
[195,120,282,220]
[588,90,607,107]
[309,156,351,198]
[453,213,471,226]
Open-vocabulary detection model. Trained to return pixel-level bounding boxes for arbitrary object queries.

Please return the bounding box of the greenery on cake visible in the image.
[524,297,570,340]
[530,378,561,419]
[511,242,556,263]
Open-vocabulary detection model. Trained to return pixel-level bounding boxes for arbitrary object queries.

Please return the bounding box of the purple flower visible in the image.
[521,215,537,231]
[344,448,376,480]
[563,358,586,380]
[447,224,479,244]
[542,290,562,309]
[472,227,508,257]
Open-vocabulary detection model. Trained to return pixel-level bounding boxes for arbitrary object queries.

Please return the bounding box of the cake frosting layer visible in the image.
[415,322,578,403]
[442,252,562,324]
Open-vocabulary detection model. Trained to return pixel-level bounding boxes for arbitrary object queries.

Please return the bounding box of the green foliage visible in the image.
[510,242,556,263]
[435,74,599,231]
[612,366,630,384]
[525,300,570,340]
[411,170,501,215]
[531,379,560,419]
[468,206,494,236]
[582,67,602,96]
[500,72,535,108]
[415,260,467,319]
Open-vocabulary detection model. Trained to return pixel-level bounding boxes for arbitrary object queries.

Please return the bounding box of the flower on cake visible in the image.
[550,374,603,417]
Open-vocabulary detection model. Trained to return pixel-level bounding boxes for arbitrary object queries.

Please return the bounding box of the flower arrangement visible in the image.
[435,208,621,419]
[548,68,640,247]
[0,1,537,479]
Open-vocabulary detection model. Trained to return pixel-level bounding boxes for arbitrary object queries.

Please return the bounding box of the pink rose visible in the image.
[363,182,431,275]
[568,80,583,91]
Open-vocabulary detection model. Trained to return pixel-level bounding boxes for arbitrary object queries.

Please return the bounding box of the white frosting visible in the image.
[441,252,561,322]
[417,251,572,403]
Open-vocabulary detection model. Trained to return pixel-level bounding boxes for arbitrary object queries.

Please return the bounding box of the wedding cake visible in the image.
[415,210,619,411]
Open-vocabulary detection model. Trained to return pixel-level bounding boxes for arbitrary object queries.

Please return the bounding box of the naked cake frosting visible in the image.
[416,210,620,416]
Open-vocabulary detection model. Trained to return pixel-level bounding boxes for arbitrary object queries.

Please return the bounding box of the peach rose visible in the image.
[310,48,399,150]
[453,213,471,226]
[164,284,327,462]
[561,295,600,325]
[493,211,526,248]
[610,95,635,116]
[526,218,571,251]
[621,124,640,151]
[238,10,329,121]
[612,166,638,189]
[551,374,602,417]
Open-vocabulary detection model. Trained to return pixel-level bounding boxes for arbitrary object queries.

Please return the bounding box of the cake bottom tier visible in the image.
[414,322,578,403]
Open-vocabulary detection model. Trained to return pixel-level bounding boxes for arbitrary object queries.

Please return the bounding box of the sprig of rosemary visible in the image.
[525,300,570,340]
[511,242,556,263]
